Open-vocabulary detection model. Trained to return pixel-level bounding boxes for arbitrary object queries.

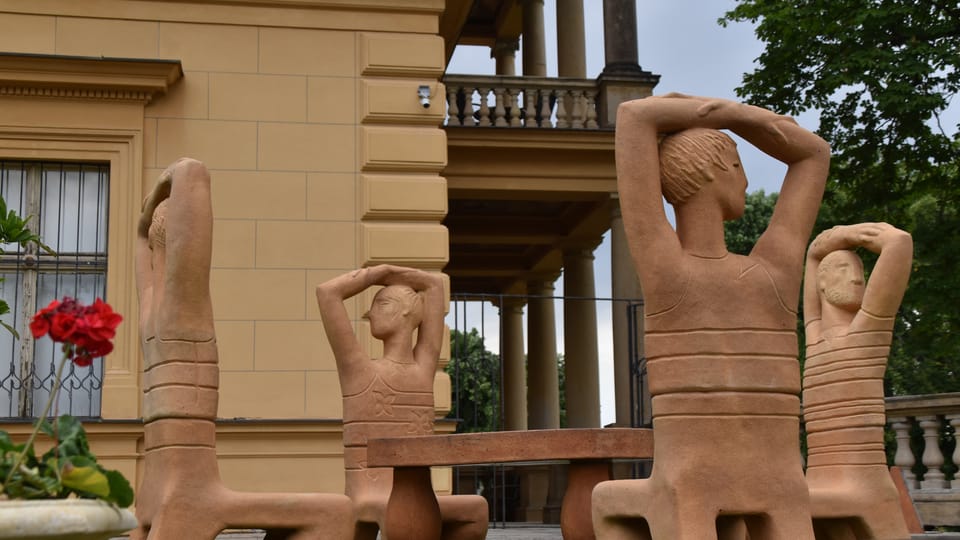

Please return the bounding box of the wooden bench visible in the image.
[367,428,653,540]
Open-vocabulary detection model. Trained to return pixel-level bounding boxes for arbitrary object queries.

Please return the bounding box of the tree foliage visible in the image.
[446,329,501,433]
[725,190,778,255]
[722,1,960,394]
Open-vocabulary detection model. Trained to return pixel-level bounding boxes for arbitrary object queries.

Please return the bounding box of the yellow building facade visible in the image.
[0,0,659,503]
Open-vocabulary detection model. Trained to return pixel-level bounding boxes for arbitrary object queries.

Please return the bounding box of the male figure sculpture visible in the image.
[132,158,353,540]
[592,94,830,539]
[316,266,488,540]
[803,223,913,539]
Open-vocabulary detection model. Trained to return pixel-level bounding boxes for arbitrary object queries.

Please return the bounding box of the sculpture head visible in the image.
[659,128,747,219]
[363,285,424,340]
[148,199,168,250]
[817,250,866,312]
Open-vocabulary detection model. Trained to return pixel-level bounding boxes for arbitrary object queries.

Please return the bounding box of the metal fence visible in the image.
[445,292,646,524]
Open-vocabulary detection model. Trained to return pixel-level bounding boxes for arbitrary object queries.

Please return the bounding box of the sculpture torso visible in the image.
[340,357,436,499]
[803,313,893,469]
[645,253,801,417]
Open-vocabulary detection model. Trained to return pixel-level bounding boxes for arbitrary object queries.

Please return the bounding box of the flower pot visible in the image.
[0,499,136,540]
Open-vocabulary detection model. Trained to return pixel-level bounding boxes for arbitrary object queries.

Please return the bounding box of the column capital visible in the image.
[562,246,597,262]
[491,38,520,58]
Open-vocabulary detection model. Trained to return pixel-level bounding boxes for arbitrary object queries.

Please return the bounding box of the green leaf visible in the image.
[104,469,134,507]
[60,463,110,498]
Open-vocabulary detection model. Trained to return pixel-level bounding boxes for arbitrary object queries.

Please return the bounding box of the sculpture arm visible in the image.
[154,158,215,339]
[134,172,171,310]
[613,97,696,303]
[856,223,913,319]
[315,266,394,370]
[732,106,830,302]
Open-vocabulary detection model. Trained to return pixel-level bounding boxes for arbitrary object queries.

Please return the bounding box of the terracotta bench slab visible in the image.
[367,428,653,540]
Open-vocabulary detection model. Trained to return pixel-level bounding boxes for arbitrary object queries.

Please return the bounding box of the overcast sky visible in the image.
[445,1,800,426]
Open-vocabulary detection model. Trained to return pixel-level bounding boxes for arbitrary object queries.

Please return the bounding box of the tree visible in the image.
[445,329,501,432]
[724,189,778,255]
[722,1,960,395]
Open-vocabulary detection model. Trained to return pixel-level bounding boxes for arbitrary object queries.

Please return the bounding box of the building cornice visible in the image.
[0,53,182,104]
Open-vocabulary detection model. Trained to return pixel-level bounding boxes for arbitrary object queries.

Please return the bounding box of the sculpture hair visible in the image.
[659,128,734,205]
[378,285,424,328]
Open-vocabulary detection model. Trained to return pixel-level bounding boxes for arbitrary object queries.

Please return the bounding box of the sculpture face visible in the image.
[818,250,866,311]
[363,285,421,340]
[364,290,404,340]
[717,143,748,221]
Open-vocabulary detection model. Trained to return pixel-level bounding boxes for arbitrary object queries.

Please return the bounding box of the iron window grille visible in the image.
[0,160,109,418]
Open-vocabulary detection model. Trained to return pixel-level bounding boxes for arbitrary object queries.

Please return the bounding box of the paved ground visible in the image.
[187,526,960,539]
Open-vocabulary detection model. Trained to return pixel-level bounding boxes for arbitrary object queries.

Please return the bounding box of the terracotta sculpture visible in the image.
[592,94,830,539]
[316,266,488,540]
[132,158,353,540]
[803,223,913,539]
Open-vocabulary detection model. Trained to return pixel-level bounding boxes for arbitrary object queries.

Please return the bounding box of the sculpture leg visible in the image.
[653,503,718,540]
[147,513,223,540]
[717,516,749,540]
[755,508,815,540]
[592,516,651,540]
[438,494,489,540]
[128,525,149,540]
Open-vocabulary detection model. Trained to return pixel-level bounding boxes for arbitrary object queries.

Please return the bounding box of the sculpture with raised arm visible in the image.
[131,158,353,540]
[316,266,488,540]
[592,95,830,540]
[803,223,913,539]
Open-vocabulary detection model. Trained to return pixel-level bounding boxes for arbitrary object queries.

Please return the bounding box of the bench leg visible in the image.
[384,467,441,540]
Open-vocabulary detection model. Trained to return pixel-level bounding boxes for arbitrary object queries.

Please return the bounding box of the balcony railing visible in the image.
[886,392,960,528]
[442,75,602,129]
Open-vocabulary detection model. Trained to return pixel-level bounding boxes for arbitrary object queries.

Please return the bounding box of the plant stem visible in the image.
[2,353,69,487]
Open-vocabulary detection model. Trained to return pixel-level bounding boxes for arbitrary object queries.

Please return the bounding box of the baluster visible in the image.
[539,89,553,128]
[446,87,460,126]
[461,88,476,127]
[493,88,507,127]
[524,88,538,128]
[585,91,598,129]
[949,414,960,490]
[507,88,522,127]
[571,90,585,129]
[919,415,948,489]
[478,87,491,127]
[891,417,917,489]
[556,90,570,129]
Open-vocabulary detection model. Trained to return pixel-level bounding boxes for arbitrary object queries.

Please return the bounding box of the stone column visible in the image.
[523,280,560,523]
[601,0,640,74]
[562,247,600,428]
[596,0,660,127]
[521,0,548,76]
[610,201,645,427]
[527,279,560,429]
[501,298,527,431]
[492,38,519,76]
[556,0,586,78]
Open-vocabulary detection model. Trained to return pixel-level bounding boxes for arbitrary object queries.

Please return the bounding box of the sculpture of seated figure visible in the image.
[592,94,830,540]
[131,158,353,540]
[316,266,488,540]
[802,223,913,540]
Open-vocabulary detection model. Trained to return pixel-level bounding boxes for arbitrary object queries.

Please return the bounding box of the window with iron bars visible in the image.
[0,161,109,418]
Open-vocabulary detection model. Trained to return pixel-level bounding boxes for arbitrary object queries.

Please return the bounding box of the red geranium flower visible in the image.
[29,297,122,367]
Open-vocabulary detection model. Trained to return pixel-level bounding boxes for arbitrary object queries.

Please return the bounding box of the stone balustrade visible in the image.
[442,75,601,129]
[886,392,960,527]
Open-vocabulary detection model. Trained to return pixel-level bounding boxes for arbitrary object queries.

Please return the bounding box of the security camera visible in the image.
[418,85,431,109]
